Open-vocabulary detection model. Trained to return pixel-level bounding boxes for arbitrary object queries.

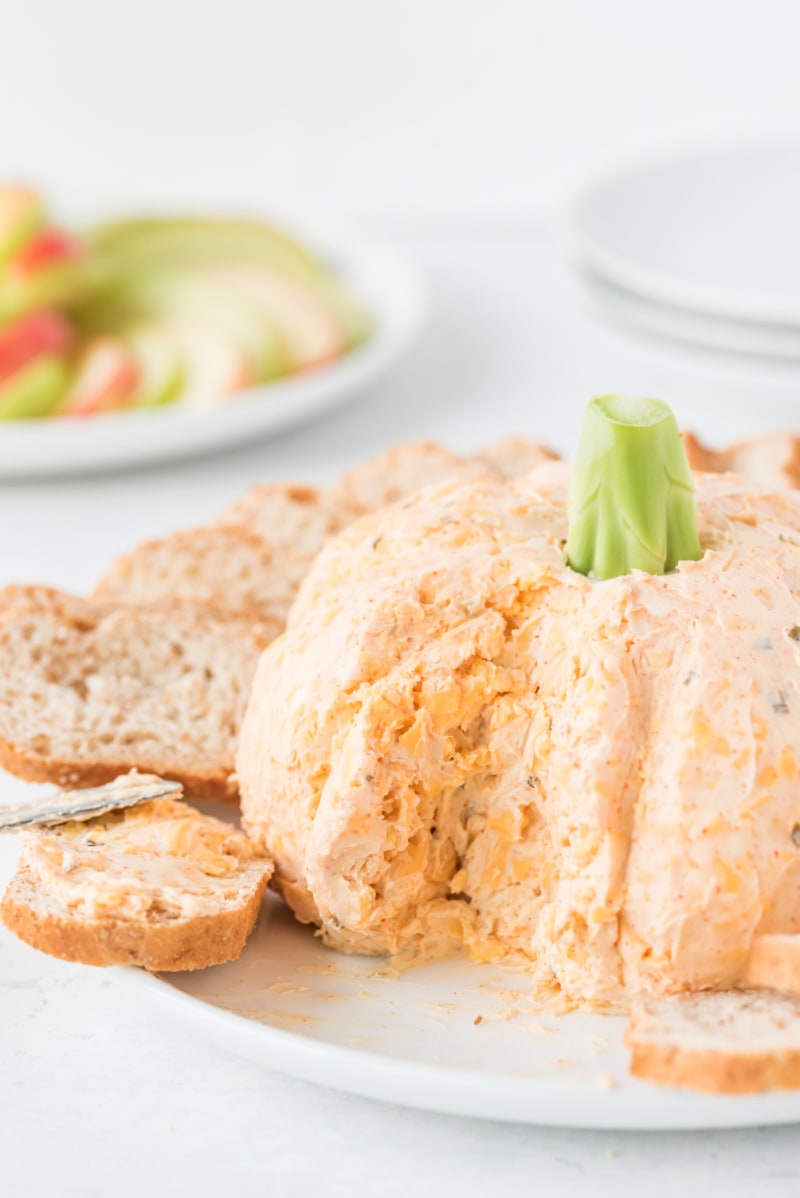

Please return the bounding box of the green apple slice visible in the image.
[77,272,288,384]
[144,276,287,382]
[0,356,70,419]
[124,324,185,408]
[85,217,329,286]
[0,187,45,265]
[159,315,255,407]
[205,264,345,371]
[0,261,94,324]
[82,217,370,352]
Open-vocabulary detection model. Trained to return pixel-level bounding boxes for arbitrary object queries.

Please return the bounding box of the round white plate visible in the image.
[126,894,800,1129]
[574,264,800,361]
[0,213,424,478]
[567,143,800,326]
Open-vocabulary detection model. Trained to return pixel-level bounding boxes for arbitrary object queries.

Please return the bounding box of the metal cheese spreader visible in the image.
[0,775,183,832]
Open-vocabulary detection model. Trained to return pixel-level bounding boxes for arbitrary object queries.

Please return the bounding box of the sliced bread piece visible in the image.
[1,789,272,969]
[474,436,560,480]
[0,584,103,624]
[92,524,294,623]
[745,934,800,995]
[724,433,800,490]
[0,583,281,642]
[217,482,353,553]
[682,431,723,474]
[216,482,355,591]
[0,598,269,799]
[682,430,800,489]
[626,990,800,1093]
[336,441,494,514]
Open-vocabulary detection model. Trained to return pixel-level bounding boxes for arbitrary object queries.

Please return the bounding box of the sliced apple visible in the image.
[0,311,73,384]
[0,186,45,264]
[67,215,370,404]
[0,355,69,419]
[83,217,370,352]
[8,229,80,277]
[159,316,254,407]
[0,228,91,322]
[205,265,345,371]
[86,217,326,286]
[124,324,184,408]
[75,271,288,384]
[59,337,141,417]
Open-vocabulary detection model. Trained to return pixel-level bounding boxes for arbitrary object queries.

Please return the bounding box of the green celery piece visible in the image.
[565,395,702,580]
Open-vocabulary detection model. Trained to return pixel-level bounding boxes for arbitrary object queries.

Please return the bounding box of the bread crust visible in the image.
[1,861,270,971]
[745,934,800,995]
[474,437,560,480]
[0,738,237,802]
[626,991,800,1093]
[627,1039,800,1094]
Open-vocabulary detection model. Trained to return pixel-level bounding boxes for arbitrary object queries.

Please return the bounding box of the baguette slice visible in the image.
[1,788,272,970]
[745,934,800,995]
[682,430,800,489]
[217,482,354,557]
[474,436,560,480]
[0,584,105,624]
[725,433,800,489]
[682,431,724,474]
[216,483,355,596]
[336,441,494,514]
[0,583,281,643]
[92,525,294,623]
[626,991,800,1093]
[0,597,270,800]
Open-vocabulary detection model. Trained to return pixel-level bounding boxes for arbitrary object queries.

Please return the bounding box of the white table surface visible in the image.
[2,230,800,1198]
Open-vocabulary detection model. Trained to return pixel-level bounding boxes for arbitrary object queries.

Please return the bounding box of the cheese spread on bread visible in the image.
[22,798,264,921]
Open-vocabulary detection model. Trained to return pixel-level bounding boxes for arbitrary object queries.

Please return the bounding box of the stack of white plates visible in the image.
[566,143,800,362]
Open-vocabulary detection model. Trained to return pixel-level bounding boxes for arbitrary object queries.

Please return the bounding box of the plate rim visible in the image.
[120,955,800,1131]
[572,261,800,362]
[566,141,800,327]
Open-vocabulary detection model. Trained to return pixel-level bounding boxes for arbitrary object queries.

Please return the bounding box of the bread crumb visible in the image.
[474,1014,483,1025]
[267,981,310,995]
[594,1073,616,1091]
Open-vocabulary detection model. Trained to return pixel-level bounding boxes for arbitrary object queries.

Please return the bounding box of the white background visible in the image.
[4,0,800,221]
[4,4,800,1195]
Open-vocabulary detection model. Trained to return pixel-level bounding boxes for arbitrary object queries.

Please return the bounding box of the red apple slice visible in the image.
[0,311,73,384]
[60,338,141,417]
[0,186,45,262]
[6,229,81,281]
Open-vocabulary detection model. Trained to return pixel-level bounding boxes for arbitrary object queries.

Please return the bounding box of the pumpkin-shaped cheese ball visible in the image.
[237,399,800,1007]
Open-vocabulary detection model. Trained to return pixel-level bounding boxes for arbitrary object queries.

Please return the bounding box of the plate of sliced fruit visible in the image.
[0,187,423,476]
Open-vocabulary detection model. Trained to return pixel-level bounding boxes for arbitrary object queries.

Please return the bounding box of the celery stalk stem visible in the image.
[565,395,702,581]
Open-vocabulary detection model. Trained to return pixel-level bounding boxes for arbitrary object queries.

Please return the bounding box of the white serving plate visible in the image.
[126,893,800,1129]
[573,264,800,361]
[567,142,800,326]
[0,211,424,478]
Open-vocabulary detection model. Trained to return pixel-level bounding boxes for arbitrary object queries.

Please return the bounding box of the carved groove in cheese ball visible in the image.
[237,398,800,1007]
